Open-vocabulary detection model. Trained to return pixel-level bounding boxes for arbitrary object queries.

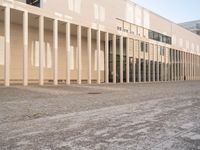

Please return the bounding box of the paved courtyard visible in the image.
[0,81,200,150]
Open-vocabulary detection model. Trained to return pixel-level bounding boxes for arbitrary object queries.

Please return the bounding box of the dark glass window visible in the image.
[166,37,171,44]
[148,30,172,44]
[145,43,149,52]
[153,32,159,41]
[141,42,144,52]
[117,26,122,31]
[162,36,167,43]
[26,0,40,7]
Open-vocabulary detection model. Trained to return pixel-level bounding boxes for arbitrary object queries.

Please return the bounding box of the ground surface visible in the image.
[0,81,200,150]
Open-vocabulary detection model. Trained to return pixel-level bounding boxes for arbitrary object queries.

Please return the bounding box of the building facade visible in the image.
[0,0,200,86]
[180,20,200,36]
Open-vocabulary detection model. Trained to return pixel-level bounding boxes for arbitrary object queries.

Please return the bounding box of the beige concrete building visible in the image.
[0,0,200,86]
[180,20,200,36]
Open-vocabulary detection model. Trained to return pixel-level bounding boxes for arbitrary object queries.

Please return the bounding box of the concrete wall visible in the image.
[41,0,200,55]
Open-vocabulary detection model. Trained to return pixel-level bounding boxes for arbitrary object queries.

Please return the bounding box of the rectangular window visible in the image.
[117,26,122,31]
[26,0,40,7]
[162,36,167,43]
[149,29,172,45]
[153,32,159,41]
[141,42,144,52]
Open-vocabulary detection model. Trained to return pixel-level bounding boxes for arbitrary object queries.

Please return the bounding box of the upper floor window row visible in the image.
[149,30,172,45]
[26,0,40,7]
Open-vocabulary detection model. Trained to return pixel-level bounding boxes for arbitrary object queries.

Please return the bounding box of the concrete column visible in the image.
[177,51,180,80]
[143,43,146,82]
[186,52,188,80]
[174,50,177,81]
[53,19,58,85]
[197,55,198,80]
[126,38,129,83]
[39,15,44,86]
[191,53,193,80]
[148,44,151,82]
[4,7,10,87]
[66,22,71,85]
[194,55,195,80]
[190,53,191,80]
[193,55,195,80]
[199,55,200,80]
[187,53,189,80]
[157,46,159,82]
[23,11,28,86]
[153,44,155,82]
[184,52,185,80]
[193,54,194,80]
[164,47,167,81]
[113,35,116,83]
[196,55,197,80]
[185,52,187,80]
[77,25,82,84]
[120,36,123,83]
[168,49,170,81]
[97,30,101,84]
[87,28,92,84]
[183,52,185,80]
[179,52,181,80]
[188,53,191,80]
[171,49,173,81]
[181,52,183,80]
[133,40,136,83]
[198,55,200,80]
[198,55,199,80]
[138,41,141,82]
[185,53,187,80]
[191,54,193,80]
[160,47,163,82]
[105,32,109,84]
[180,51,182,80]
[161,47,163,81]
[193,54,196,80]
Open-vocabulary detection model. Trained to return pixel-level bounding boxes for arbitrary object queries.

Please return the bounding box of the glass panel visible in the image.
[26,0,40,7]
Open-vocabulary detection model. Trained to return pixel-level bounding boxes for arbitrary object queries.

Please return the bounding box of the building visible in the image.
[180,20,200,36]
[0,0,200,86]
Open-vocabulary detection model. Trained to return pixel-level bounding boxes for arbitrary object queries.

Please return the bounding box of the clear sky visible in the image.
[132,0,200,23]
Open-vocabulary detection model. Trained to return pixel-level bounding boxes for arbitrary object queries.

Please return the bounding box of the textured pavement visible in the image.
[0,81,200,150]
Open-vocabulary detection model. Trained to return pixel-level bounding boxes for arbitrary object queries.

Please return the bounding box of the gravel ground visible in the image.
[0,81,200,150]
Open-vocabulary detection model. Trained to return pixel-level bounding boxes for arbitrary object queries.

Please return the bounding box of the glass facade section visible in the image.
[149,30,172,44]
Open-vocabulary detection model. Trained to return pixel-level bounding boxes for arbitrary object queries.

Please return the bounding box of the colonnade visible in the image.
[2,6,200,86]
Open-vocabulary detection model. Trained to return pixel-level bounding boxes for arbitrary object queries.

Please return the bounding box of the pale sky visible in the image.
[132,0,200,23]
